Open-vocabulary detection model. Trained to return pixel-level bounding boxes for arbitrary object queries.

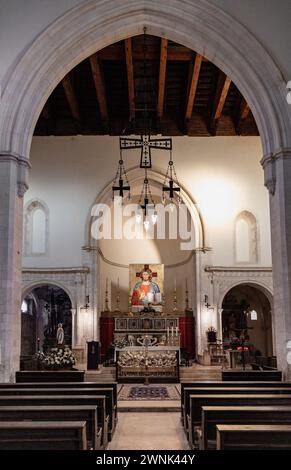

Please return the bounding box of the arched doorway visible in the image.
[21,284,72,368]
[221,284,273,366]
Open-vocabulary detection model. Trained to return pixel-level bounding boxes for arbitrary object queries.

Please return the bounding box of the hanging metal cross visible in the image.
[112,178,130,197]
[163,179,180,198]
[120,135,172,168]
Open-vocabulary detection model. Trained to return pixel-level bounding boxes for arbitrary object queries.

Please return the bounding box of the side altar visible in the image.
[99,264,195,382]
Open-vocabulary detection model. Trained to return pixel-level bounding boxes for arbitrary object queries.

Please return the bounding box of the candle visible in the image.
[174,279,177,291]
[176,326,178,337]
[106,277,108,291]
[167,327,169,338]
[171,326,174,337]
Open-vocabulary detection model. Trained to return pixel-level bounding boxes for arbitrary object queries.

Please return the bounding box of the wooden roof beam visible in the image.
[62,75,80,122]
[157,38,168,119]
[210,72,231,134]
[235,97,250,134]
[89,53,109,127]
[125,38,135,121]
[185,53,203,122]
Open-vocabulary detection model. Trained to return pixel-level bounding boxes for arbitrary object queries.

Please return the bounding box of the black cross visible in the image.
[112,179,130,197]
[120,135,172,168]
[163,179,180,198]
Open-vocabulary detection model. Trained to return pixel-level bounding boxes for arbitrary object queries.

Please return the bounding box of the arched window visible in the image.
[24,200,49,256]
[234,211,258,264]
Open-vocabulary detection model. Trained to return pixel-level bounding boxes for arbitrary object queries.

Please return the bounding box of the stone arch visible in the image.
[234,210,258,264]
[219,280,273,309]
[24,199,49,256]
[22,281,75,309]
[0,0,290,163]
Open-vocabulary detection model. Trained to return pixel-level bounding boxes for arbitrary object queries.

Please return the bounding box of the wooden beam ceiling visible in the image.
[89,53,109,127]
[124,38,135,121]
[157,38,168,119]
[34,35,258,137]
[62,75,80,122]
[235,96,250,134]
[185,53,203,122]
[210,72,232,134]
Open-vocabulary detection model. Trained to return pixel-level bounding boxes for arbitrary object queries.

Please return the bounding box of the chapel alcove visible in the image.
[20,284,72,369]
[221,284,273,365]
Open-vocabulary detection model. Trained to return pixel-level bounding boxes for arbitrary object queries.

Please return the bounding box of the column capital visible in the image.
[260,148,291,196]
[0,152,31,198]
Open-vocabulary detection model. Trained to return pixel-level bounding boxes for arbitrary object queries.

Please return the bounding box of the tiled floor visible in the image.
[108,412,190,450]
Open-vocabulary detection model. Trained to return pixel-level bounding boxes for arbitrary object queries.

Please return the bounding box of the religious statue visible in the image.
[131,268,162,306]
[56,323,64,346]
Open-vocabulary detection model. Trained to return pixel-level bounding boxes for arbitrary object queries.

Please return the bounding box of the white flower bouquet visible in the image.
[36,346,76,369]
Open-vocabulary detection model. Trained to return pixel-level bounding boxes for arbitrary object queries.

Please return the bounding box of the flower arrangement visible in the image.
[206,326,217,343]
[36,346,76,369]
[113,336,128,349]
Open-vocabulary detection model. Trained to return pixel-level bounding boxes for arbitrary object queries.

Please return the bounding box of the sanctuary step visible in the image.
[180,365,221,382]
[85,366,116,382]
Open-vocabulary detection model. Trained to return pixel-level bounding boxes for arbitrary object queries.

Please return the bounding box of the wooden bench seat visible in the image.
[15,370,85,382]
[221,369,282,381]
[0,394,108,448]
[0,405,101,450]
[188,394,291,448]
[0,381,118,427]
[0,387,114,440]
[183,386,291,430]
[217,424,291,450]
[180,381,291,421]
[200,405,291,449]
[0,421,87,450]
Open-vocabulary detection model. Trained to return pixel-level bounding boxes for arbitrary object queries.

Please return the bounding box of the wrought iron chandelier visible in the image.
[112,28,181,224]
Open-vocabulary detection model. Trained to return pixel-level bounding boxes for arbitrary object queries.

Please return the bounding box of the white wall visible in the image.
[1,0,290,85]
[23,135,271,269]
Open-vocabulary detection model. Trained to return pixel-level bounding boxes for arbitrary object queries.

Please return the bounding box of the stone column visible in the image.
[261,149,291,379]
[0,153,30,382]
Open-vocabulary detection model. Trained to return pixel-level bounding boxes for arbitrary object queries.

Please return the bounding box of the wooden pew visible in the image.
[0,387,114,440]
[201,405,291,449]
[15,370,85,382]
[0,421,87,450]
[216,424,291,450]
[188,394,291,448]
[0,381,118,429]
[180,381,291,422]
[183,385,291,430]
[221,369,282,381]
[0,405,101,450]
[0,382,118,429]
[0,394,108,448]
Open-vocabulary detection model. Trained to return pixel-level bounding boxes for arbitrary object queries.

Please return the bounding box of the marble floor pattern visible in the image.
[108,412,190,450]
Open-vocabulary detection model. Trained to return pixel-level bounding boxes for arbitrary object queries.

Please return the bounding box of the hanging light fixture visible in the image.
[136,169,157,230]
[112,150,131,201]
[162,148,181,206]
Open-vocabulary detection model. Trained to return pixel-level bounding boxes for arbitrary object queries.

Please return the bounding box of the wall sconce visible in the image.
[204,294,212,309]
[81,295,90,310]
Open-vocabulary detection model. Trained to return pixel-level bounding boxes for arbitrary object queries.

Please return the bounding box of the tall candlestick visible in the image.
[171,326,174,338]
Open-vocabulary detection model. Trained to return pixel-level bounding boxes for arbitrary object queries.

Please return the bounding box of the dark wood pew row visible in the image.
[0,421,87,450]
[0,405,101,450]
[180,381,291,422]
[216,424,291,450]
[183,386,291,430]
[0,394,108,448]
[15,370,85,382]
[0,381,117,424]
[200,406,291,450]
[0,382,118,430]
[0,387,114,441]
[188,394,291,448]
[221,369,282,381]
